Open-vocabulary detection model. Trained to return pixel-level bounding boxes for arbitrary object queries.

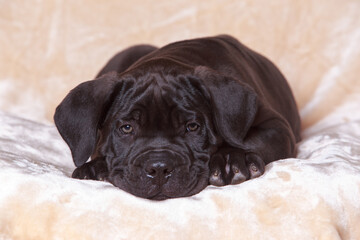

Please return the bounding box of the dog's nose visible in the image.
[144,160,174,184]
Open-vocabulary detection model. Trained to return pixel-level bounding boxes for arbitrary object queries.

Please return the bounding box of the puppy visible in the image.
[54,35,301,200]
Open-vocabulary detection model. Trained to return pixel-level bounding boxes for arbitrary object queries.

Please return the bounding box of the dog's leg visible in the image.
[209,118,295,186]
[72,157,109,181]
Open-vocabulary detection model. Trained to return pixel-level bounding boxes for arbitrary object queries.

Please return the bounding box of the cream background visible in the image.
[1,1,360,239]
[0,0,359,128]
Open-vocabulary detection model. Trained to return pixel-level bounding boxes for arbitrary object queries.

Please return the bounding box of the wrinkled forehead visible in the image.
[108,72,208,122]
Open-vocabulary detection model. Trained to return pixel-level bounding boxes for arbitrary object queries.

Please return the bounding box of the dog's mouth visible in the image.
[107,158,209,200]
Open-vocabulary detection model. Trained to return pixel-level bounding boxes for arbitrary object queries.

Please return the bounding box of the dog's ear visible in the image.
[54,72,119,167]
[195,66,258,147]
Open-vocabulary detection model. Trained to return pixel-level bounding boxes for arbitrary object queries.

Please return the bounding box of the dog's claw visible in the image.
[246,154,265,179]
[209,169,226,186]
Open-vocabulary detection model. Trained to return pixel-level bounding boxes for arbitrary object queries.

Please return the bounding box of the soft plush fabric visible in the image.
[1,98,360,240]
[1,0,360,239]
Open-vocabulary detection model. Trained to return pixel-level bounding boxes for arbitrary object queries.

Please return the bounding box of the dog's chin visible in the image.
[108,171,209,200]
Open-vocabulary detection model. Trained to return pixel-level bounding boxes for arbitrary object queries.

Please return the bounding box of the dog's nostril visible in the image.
[145,161,174,179]
[147,168,157,177]
[163,168,172,175]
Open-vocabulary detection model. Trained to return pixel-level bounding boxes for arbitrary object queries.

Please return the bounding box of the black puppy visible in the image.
[54,35,301,200]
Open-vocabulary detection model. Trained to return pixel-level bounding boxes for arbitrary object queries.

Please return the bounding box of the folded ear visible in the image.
[54,72,119,167]
[195,66,258,147]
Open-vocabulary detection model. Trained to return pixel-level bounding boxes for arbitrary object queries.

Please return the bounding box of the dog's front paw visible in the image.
[209,148,265,186]
[72,158,109,181]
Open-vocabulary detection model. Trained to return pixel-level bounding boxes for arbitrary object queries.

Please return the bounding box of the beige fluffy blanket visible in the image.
[0,0,360,239]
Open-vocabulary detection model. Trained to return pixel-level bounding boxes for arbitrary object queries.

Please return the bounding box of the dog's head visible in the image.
[54,64,257,199]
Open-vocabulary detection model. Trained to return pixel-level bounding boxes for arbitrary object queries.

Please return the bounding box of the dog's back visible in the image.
[109,35,301,142]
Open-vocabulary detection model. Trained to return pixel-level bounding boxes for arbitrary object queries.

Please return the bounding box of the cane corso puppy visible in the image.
[54,35,301,200]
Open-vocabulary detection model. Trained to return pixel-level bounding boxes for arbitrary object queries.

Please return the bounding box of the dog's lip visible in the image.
[148,192,170,200]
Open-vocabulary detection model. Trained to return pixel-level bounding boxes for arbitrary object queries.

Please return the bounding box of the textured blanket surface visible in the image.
[1,99,360,240]
[1,0,360,239]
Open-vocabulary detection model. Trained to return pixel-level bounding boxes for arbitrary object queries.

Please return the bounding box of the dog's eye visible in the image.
[120,124,134,134]
[186,122,200,132]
